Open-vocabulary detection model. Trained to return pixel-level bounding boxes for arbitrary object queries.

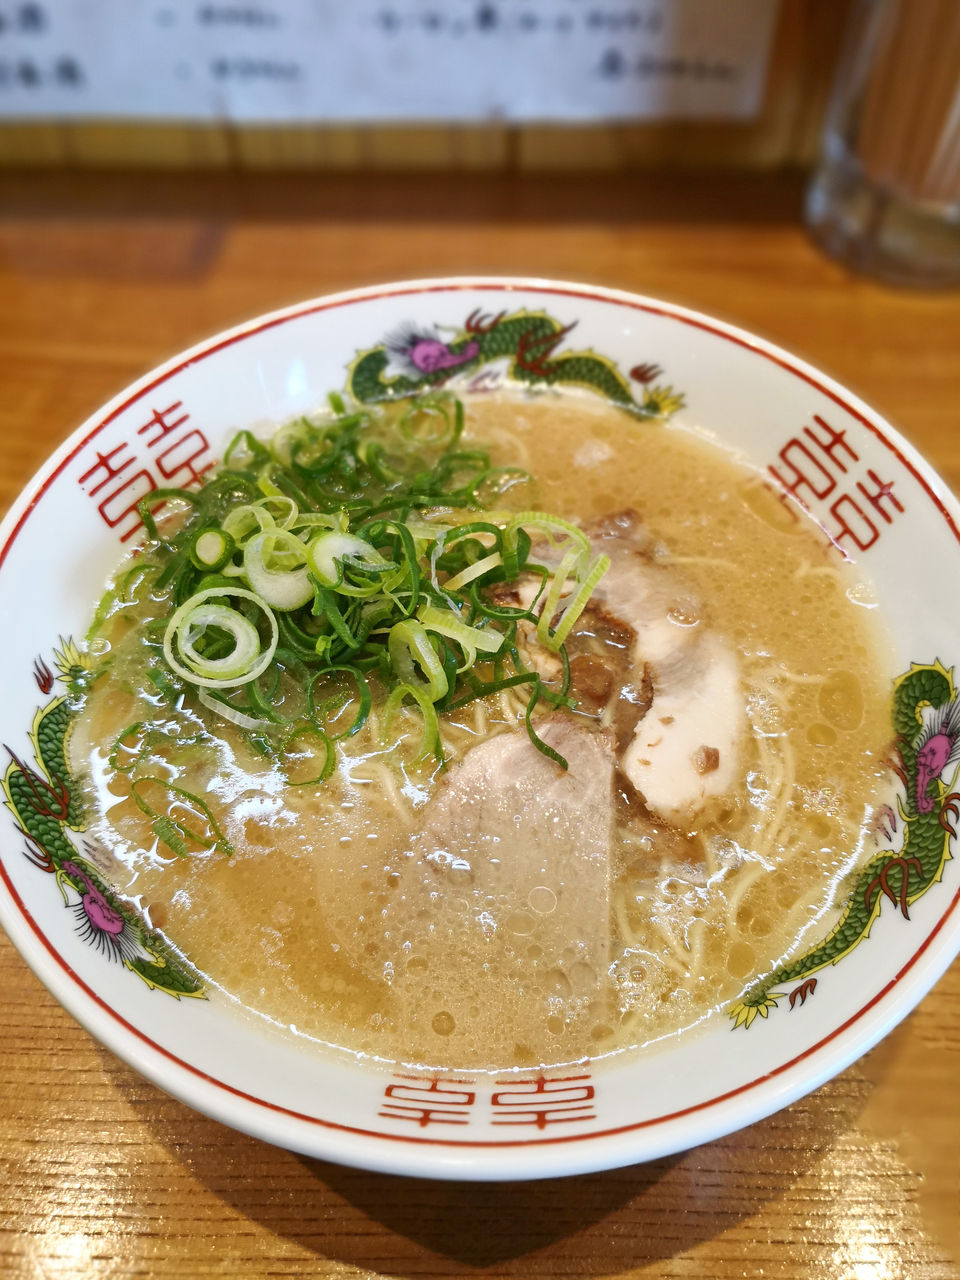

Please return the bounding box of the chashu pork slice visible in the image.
[507,510,744,827]
[404,714,615,972]
[584,511,703,672]
[584,515,743,825]
[621,632,742,825]
[581,514,744,823]
[353,714,618,1063]
[359,717,613,975]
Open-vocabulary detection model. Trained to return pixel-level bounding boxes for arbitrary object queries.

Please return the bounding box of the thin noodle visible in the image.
[759,664,827,688]
[686,915,706,975]
[640,922,692,978]
[660,555,739,571]
[755,733,796,854]
[794,560,844,583]
[720,860,767,923]
[350,758,410,820]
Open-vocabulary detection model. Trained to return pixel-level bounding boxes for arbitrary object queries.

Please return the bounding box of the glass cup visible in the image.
[805,0,960,287]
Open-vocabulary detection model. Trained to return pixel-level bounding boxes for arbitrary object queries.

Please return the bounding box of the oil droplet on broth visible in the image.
[819,670,865,731]
[506,911,536,937]
[528,885,558,914]
[544,969,573,999]
[807,722,838,747]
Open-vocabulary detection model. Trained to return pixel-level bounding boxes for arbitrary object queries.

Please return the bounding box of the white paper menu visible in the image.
[0,1,779,123]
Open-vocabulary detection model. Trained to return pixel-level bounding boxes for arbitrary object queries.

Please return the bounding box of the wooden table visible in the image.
[1,170,959,1280]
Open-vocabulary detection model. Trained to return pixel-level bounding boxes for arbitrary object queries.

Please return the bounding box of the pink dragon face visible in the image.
[409,339,479,373]
[916,732,953,813]
[83,893,126,936]
[63,860,126,935]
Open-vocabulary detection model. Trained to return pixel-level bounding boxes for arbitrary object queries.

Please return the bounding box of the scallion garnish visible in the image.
[163,586,279,688]
[189,527,236,572]
[108,391,610,780]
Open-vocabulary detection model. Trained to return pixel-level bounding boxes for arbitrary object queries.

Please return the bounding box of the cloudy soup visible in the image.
[70,391,895,1071]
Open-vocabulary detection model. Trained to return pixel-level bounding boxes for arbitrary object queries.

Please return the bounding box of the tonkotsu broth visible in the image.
[72,393,894,1071]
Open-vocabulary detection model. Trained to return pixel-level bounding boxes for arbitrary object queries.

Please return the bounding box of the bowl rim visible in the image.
[2,274,959,1180]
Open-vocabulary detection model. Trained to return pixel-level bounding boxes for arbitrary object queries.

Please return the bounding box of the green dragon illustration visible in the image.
[346,307,684,419]
[731,661,959,1028]
[2,642,203,999]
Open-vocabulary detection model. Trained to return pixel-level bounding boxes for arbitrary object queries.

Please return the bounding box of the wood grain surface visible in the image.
[1,170,958,1280]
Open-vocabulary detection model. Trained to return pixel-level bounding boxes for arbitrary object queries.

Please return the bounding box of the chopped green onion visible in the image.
[388,619,449,700]
[505,510,590,551]
[535,546,583,648]
[258,495,299,529]
[417,603,504,672]
[541,552,610,651]
[135,488,202,542]
[442,550,503,593]
[163,586,278,689]
[130,774,233,856]
[280,723,336,786]
[96,391,621,784]
[242,530,313,611]
[224,429,270,471]
[307,665,372,739]
[197,688,272,731]
[307,530,386,587]
[222,503,277,546]
[383,683,443,761]
[189,528,236,572]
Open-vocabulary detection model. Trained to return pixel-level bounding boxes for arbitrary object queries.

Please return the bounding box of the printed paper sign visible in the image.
[0,1,779,123]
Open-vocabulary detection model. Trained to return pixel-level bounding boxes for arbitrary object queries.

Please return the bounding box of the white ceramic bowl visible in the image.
[2,278,959,1180]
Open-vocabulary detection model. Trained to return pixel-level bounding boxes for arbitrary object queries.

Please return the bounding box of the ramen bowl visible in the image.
[1,278,959,1180]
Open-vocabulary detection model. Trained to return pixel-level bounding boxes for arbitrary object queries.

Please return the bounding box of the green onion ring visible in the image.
[388,619,448,700]
[163,587,278,689]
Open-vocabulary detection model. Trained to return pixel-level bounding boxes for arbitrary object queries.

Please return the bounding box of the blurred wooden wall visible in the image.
[0,0,850,170]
